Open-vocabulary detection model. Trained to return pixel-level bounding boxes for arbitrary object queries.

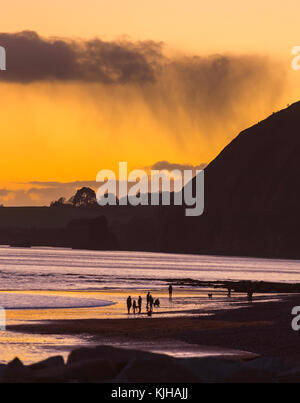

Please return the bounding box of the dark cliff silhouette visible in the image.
[4,215,118,251]
[159,101,300,258]
[67,215,118,250]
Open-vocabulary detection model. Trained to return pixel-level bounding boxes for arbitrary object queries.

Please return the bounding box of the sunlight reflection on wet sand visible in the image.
[0,288,281,364]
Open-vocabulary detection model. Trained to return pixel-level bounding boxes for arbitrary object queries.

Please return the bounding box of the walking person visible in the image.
[138,296,142,314]
[126,296,132,314]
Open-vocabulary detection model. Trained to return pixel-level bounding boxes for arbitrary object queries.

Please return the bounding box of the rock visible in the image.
[224,368,276,383]
[40,345,204,382]
[245,356,293,373]
[179,356,294,383]
[64,359,125,382]
[29,355,64,371]
[220,357,293,383]
[67,345,166,365]
[31,365,67,383]
[222,357,294,383]
[32,358,124,383]
[179,357,247,383]
[0,364,5,383]
[3,357,33,383]
[277,367,300,382]
[113,357,201,383]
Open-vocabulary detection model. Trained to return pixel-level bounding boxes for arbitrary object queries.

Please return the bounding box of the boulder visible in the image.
[179,357,247,383]
[222,357,293,383]
[3,357,33,383]
[67,345,166,365]
[31,358,124,383]
[113,357,201,383]
[224,368,276,383]
[31,365,67,383]
[277,367,300,382]
[0,364,5,383]
[245,357,293,373]
[64,358,125,382]
[29,355,64,371]
[224,357,292,383]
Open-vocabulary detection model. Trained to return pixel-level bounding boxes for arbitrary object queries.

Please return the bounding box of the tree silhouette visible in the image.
[50,197,66,207]
[71,187,97,207]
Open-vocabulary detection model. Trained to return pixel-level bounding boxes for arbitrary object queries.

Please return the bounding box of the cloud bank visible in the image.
[149,161,207,172]
[1,31,287,141]
[0,31,287,134]
[0,31,161,84]
[0,160,206,206]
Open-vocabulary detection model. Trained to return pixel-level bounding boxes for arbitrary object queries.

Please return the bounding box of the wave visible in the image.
[0,292,114,310]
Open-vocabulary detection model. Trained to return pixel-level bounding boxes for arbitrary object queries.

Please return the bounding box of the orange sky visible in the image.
[0,1,300,205]
[1,0,300,55]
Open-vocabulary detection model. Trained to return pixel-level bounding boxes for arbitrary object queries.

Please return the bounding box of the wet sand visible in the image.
[3,289,299,363]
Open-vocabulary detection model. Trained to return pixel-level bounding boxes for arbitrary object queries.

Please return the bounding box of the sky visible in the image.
[0,0,300,205]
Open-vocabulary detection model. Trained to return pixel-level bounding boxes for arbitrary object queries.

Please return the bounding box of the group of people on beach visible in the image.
[126,293,160,315]
[126,285,173,315]
[126,295,143,314]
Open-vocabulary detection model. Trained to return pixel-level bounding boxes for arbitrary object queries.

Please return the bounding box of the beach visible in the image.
[1,286,300,382]
[2,288,298,362]
[1,247,300,382]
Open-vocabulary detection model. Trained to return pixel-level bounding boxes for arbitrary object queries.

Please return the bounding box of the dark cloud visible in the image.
[0,31,286,143]
[149,161,206,171]
[0,32,285,105]
[0,31,161,83]
[27,180,98,188]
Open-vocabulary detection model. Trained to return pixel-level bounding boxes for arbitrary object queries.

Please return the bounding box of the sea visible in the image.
[0,246,299,308]
[0,246,299,363]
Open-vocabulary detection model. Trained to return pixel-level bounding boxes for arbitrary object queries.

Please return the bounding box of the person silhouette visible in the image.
[138,296,142,314]
[146,292,151,310]
[149,294,154,310]
[126,296,132,314]
[168,285,173,299]
[154,298,160,307]
[133,299,137,314]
